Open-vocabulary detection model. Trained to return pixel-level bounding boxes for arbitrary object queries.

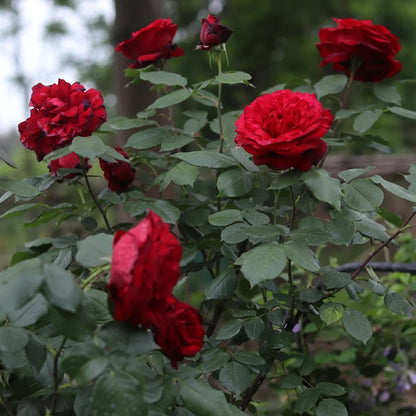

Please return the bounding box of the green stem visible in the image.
[81,264,111,290]
[51,337,67,415]
[216,52,225,154]
[0,388,14,416]
[82,163,111,231]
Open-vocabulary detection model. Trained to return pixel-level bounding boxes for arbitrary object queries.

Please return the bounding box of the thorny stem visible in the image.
[82,162,111,231]
[216,52,225,154]
[350,210,416,281]
[0,388,14,416]
[51,337,67,415]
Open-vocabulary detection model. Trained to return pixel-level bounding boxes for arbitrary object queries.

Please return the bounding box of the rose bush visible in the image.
[316,17,402,82]
[116,18,184,68]
[234,89,333,171]
[18,78,106,160]
[1,14,416,416]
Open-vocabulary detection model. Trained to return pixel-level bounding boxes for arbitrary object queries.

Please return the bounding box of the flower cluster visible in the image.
[18,79,107,161]
[107,210,205,367]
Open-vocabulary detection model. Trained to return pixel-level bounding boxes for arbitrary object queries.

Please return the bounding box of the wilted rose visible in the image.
[316,17,402,82]
[99,147,136,192]
[116,18,184,68]
[153,296,205,368]
[107,211,182,328]
[197,14,233,50]
[48,152,90,179]
[18,79,106,161]
[235,90,333,171]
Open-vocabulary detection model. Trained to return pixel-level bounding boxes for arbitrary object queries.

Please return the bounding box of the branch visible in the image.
[337,261,416,274]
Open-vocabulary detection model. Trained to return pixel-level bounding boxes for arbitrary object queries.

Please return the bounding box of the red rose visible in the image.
[18,79,107,161]
[197,14,233,50]
[153,296,205,368]
[99,147,136,192]
[316,17,402,82]
[234,90,333,171]
[48,152,91,179]
[116,18,184,68]
[107,211,182,328]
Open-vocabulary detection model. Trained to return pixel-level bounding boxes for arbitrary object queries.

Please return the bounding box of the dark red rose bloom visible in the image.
[235,90,333,172]
[153,296,205,368]
[48,152,91,179]
[18,79,106,161]
[116,18,184,68]
[99,147,136,192]
[107,211,183,328]
[197,14,233,50]
[316,17,402,82]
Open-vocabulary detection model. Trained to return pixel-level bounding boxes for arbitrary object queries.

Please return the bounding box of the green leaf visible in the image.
[76,356,108,386]
[371,175,416,203]
[338,166,375,183]
[99,321,158,355]
[215,71,252,85]
[303,168,342,211]
[343,309,372,345]
[216,320,243,340]
[106,117,156,130]
[148,200,180,224]
[316,382,346,397]
[161,162,199,191]
[281,373,302,389]
[300,355,315,376]
[43,263,82,313]
[84,289,113,324]
[25,334,47,372]
[76,233,113,267]
[238,244,286,287]
[233,351,265,366]
[221,223,249,244]
[204,269,238,300]
[243,210,270,226]
[334,109,359,120]
[353,109,383,133]
[343,179,384,212]
[201,353,230,373]
[219,361,252,394]
[319,303,344,325]
[373,84,401,105]
[0,177,40,198]
[316,398,348,416]
[0,327,29,354]
[321,270,351,290]
[384,292,411,315]
[173,151,238,168]
[369,279,386,296]
[49,304,97,341]
[388,106,416,119]
[269,170,302,190]
[354,217,389,241]
[91,371,146,416]
[283,240,319,272]
[244,317,265,340]
[325,215,354,245]
[0,258,44,317]
[299,288,322,303]
[217,168,254,197]
[127,127,171,150]
[179,378,233,416]
[314,74,348,99]
[148,89,191,110]
[160,134,194,152]
[140,71,187,87]
[70,135,107,159]
[8,293,48,326]
[293,388,320,413]
[208,209,243,226]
